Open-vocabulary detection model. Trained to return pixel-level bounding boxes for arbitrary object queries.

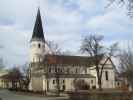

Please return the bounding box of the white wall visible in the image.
[89,59,116,89]
[30,41,45,62]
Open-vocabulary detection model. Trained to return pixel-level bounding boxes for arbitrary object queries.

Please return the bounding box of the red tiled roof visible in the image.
[44,54,102,65]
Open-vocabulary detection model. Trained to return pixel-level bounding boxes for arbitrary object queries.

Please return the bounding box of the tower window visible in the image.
[38,43,41,48]
[105,71,108,81]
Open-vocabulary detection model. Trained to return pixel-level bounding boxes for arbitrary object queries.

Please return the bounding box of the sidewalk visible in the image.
[11,90,69,100]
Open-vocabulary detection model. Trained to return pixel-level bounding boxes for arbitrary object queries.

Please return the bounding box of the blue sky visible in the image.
[0,0,133,67]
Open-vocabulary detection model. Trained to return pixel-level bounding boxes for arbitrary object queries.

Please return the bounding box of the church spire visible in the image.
[31,8,44,41]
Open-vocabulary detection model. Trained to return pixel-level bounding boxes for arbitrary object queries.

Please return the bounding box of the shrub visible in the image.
[92,86,96,89]
[73,79,90,90]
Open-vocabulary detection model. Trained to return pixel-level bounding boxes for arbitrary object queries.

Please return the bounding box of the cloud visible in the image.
[85,6,133,42]
[0,0,83,66]
[0,0,132,67]
[0,25,30,66]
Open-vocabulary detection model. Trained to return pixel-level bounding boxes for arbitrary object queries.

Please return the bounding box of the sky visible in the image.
[0,0,133,67]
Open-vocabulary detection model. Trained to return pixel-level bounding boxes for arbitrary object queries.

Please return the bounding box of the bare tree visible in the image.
[73,79,90,90]
[45,40,61,95]
[55,65,60,96]
[45,61,61,96]
[80,34,118,90]
[7,67,23,90]
[46,41,61,55]
[46,40,72,55]
[0,58,5,69]
[21,63,31,90]
[61,50,73,56]
[107,0,133,17]
[119,43,133,89]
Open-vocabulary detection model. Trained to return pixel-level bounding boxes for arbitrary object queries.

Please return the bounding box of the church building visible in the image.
[29,9,117,92]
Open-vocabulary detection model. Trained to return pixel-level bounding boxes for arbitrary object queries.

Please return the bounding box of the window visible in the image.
[38,43,41,48]
[117,82,120,86]
[55,68,57,73]
[67,68,69,74]
[58,68,60,72]
[63,85,65,90]
[76,68,78,74]
[60,69,62,73]
[85,68,87,74]
[91,80,93,84]
[105,71,108,81]
[49,68,51,73]
[82,80,85,83]
[63,80,65,84]
[53,80,55,84]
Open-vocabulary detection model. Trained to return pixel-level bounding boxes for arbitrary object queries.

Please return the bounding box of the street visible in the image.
[0,89,67,100]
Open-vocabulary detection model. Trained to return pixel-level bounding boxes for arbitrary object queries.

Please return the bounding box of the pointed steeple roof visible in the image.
[31,8,44,41]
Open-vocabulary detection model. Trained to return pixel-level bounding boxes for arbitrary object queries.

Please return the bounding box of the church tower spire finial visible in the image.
[31,8,44,42]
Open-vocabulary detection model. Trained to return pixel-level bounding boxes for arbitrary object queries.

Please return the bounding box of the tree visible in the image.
[54,65,61,96]
[7,67,23,89]
[20,63,31,90]
[61,50,73,56]
[45,40,61,95]
[46,41,61,55]
[107,0,133,17]
[46,40,72,55]
[119,43,133,89]
[0,58,5,69]
[73,79,90,90]
[80,34,118,90]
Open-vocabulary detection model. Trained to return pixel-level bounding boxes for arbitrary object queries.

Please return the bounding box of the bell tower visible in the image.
[30,9,45,63]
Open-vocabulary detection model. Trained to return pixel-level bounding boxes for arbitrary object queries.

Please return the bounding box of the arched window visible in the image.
[53,80,55,84]
[67,68,70,74]
[105,71,108,81]
[91,80,93,84]
[38,43,41,48]
[85,68,87,74]
[76,68,78,74]
[63,80,65,83]
[49,67,51,73]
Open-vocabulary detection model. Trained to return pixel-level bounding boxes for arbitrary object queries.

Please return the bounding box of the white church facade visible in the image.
[29,9,117,92]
